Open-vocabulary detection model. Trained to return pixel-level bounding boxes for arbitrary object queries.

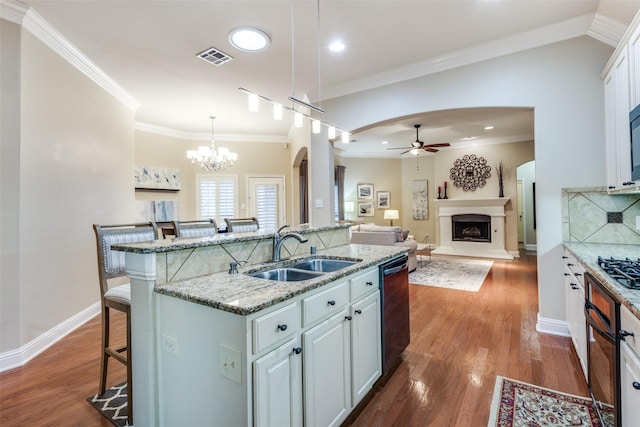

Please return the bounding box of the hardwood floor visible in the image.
[349,251,587,426]
[0,251,585,426]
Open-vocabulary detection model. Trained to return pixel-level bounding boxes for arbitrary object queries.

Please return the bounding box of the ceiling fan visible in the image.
[388,124,450,155]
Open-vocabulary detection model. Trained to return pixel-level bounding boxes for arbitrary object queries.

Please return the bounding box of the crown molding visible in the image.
[317,13,621,102]
[588,13,628,47]
[135,122,290,144]
[0,0,28,24]
[14,3,139,112]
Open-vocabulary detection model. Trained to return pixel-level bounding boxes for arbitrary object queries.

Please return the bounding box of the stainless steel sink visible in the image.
[247,268,324,282]
[290,258,358,272]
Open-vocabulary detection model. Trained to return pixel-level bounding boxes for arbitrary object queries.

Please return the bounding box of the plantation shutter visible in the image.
[256,183,277,230]
[197,175,237,225]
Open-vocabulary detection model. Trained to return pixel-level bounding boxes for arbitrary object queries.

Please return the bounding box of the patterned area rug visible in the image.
[86,382,129,426]
[409,256,493,292]
[488,376,613,427]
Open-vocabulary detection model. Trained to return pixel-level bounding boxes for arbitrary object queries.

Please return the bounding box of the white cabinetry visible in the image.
[303,269,381,427]
[619,304,640,426]
[156,264,383,427]
[603,11,640,193]
[563,249,588,379]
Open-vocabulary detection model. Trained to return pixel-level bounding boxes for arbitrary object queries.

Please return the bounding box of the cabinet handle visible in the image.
[366,281,373,286]
[293,347,302,355]
[562,256,568,259]
[567,263,575,267]
[608,186,616,189]
[633,381,640,390]
[623,181,635,186]
[277,324,287,332]
[574,272,582,276]
[355,309,362,315]
[571,285,578,290]
[345,316,352,321]
[564,273,570,276]
[327,300,336,306]
[620,329,635,338]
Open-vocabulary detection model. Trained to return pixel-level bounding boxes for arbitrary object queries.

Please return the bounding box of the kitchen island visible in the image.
[112,224,408,426]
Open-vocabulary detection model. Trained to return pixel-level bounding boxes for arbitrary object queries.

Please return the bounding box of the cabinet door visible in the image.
[629,22,640,108]
[620,342,640,427]
[253,337,303,427]
[303,309,351,427]
[351,291,382,406]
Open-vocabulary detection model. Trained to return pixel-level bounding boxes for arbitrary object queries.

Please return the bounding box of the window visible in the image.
[197,175,237,228]
[255,184,277,230]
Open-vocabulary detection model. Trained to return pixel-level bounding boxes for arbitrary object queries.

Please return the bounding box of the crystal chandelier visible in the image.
[187,116,237,172]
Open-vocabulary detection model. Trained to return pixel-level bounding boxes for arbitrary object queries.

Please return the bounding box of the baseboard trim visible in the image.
[536,313,570,337]
[0,302,100,372]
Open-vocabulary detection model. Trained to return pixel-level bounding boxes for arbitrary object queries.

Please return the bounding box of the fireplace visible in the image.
[432,198,514,260]
[452,214,491,243]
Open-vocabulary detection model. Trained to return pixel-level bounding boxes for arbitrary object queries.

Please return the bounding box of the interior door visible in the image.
[516,180,524,244]
[248,176,285,231]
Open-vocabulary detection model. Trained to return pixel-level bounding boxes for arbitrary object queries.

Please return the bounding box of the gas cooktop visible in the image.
[598,256,640,290]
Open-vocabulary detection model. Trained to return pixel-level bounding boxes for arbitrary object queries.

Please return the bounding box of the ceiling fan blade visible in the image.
[400,149,412,155]
[423,147,439,153]
[425,142,450,148]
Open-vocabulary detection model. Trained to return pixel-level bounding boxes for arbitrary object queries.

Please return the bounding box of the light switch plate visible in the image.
[636,215,640,230]
[315,199,323,208]
[219,345,242,384]
[161,334,179,356]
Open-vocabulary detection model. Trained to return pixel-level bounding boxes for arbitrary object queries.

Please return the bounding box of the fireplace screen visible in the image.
[452,214,491,243]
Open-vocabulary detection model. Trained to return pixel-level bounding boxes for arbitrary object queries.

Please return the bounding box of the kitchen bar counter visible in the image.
[563,242,640,318]
[155,244,407,315]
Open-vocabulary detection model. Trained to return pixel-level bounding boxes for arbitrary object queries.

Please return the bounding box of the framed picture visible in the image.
[357,183,374,199]
[135,166,181,191]
[377,191,390,208]
[357,201,374,217]
[412,179,428,220]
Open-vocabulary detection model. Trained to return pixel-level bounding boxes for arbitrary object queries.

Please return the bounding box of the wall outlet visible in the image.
[162,334,179,356]
[219,345,242,384]
[636,215,640,230]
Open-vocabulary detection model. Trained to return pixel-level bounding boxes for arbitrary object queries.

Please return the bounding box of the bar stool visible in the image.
[172,219,218,238]
[93,222,157,425]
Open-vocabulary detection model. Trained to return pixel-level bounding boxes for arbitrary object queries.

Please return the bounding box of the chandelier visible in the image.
[187,116,237,172]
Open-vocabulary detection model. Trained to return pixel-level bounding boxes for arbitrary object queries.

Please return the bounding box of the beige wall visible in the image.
[339,139,534,253]
[135,130,293,224]
[0,26,137,353]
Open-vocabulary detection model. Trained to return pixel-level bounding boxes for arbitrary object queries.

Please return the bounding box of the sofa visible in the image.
[350,224,418,272]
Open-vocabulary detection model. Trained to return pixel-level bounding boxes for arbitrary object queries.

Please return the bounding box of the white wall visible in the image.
[321,37,613,326]
[0,23,136,361]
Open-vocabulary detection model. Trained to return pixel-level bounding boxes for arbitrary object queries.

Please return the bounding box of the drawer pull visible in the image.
[345,315,352,321]
[567,263,575,267]
[564,273,570,276]
[574,273,582,277]
[293,347,302,355]
[355,309,362,315]
[327,300,336,306]
[366,281,374,286]
[633,381,640,390]
[562,256,568,259]
[620,329,635,338]
[277,324,288,332]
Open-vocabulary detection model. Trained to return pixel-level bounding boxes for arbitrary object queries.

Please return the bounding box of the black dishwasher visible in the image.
[379,255,410,375]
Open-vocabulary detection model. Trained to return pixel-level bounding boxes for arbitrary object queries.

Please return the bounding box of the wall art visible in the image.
[449,154,491,191]
[412,179,428,220]
[377,191,390,208]
[357,201,374,217]
[135,166,181,191]
[357,183,374,199]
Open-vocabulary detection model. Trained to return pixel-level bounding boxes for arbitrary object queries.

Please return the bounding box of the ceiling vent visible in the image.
[196,47,234,67]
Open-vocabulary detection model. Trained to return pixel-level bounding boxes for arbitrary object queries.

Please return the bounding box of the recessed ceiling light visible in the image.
[228,27,270,52]
[381,140,388,145]
[329,40,345,52]
[462,136,476,141]
[484,125,494,130]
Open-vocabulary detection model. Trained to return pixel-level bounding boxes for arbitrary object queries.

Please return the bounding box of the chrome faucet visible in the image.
[272,225,309,262]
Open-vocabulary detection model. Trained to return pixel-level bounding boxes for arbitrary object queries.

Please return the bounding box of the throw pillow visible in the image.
[402,230,409,241]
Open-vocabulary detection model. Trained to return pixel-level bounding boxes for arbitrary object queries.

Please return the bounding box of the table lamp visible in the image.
[384,209,399,226]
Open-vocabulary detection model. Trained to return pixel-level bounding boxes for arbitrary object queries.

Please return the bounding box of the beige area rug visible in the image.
[488,376,612,427]
[408,255,493,292]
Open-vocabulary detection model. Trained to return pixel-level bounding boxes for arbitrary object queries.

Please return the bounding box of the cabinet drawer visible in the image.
[621,304,640,358]
[302,281,349,327]
[253,303,300,354]
[350,268,379,301]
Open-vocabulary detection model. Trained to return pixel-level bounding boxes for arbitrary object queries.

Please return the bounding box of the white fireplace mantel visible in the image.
[432,198,514,260]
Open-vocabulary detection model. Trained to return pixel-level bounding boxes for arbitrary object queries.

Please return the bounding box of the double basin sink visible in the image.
[246,257,359,282]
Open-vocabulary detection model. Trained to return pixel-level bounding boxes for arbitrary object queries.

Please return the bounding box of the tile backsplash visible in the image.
[562,187,640,244]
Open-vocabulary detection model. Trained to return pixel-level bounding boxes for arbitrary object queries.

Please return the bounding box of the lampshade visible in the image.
[384,210,399,220]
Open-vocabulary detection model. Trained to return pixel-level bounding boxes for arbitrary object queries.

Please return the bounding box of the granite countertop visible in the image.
[563,242,640,319]
[112,223,350,253]
[155,244,408,315]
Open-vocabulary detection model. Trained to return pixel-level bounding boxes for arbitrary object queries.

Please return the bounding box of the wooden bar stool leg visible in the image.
[100,306,109,394]
[126,306,133,425]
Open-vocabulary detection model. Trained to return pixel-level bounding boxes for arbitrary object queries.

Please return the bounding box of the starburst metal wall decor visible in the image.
[449,154,491,191]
